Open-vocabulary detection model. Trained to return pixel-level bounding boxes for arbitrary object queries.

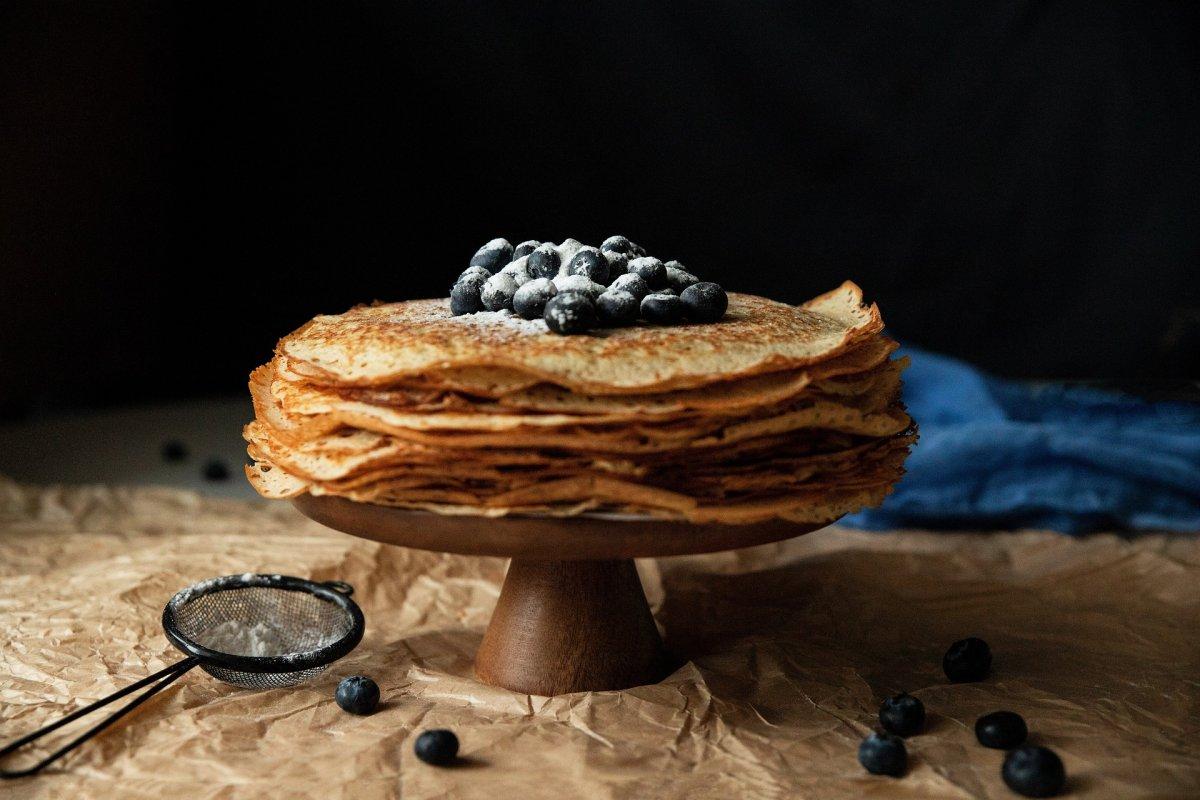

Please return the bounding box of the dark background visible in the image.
[2,2,1197,416]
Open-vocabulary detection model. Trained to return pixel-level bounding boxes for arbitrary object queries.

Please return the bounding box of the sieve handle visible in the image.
[0,656,200,779]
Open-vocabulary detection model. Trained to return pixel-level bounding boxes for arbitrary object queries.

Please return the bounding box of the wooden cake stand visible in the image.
[293,495,828,696]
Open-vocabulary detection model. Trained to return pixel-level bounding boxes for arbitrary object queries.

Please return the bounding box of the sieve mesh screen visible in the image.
[170,585,356,688]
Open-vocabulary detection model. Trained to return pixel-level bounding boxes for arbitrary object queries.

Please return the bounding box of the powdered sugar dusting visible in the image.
[546,302,579,330]
[449,309,549,334]
[199,620,294,657]
[498,259,533,286]
[554,238,585,277]
[475,238,510,254]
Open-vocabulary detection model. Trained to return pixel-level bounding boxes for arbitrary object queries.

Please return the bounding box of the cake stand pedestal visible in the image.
[293,495,826,696]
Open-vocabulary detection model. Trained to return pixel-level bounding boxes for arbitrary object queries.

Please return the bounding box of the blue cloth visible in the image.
[842,346,1200,534]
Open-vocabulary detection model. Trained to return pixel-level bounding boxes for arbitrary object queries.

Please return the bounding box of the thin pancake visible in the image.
[248,281,914,526]
[277,283,883,393]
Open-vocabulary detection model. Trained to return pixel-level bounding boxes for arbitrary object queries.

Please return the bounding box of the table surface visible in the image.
[1,482,1197,800]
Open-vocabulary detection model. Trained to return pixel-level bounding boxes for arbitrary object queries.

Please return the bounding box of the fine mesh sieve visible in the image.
[1,574,365,779]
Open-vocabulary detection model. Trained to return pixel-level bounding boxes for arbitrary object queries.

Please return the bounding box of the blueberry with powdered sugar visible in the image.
[567,246,609,284]
[640,292,683,324]
[513,278,557,320]
[450,270,488,315]
[600,235,636,256]
[602,250,629,278]
[628,256,667,289]
[609,273,648,301]
[454,265,491,289]
[498,259,533,287]
[664,261,700,294]
[544,292,597,335]
[596,290,639,327]
[468,238,513,274]
[481,272,519,312]
[553,274,605,301]
[526,243,561,280]
[680,282,728,322]
[606,235,646,257]
[513,240,540,260]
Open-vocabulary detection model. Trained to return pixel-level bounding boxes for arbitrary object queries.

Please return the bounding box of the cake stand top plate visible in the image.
[292,495,831,560]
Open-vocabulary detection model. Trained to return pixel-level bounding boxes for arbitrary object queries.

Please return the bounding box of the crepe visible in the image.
[277,283,882,392]
[246,279,915,524]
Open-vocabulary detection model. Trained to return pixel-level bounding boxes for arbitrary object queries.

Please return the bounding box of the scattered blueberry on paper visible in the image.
[859,638,1067,797]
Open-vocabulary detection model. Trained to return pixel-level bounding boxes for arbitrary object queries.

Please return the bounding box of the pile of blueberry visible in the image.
[858,637,1068,798]
[451,236,728,334]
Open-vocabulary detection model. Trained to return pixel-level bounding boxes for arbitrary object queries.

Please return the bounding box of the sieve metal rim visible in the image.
[161,574,365,674]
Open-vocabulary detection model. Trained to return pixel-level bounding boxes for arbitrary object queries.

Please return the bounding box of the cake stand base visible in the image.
[475,558,668,695]
[292,495,828,696]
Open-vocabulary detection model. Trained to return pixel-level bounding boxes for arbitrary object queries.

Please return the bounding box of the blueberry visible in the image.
[640,292,683,324]
[544,292,596,335]
[1002,746,1066,797]
[498,259,533,286]
[469,238,513,273]
[161,440,188,462]
[513,239,540,260]
[450,272,488,315]
[857,732,906,777]
[567,246,609,284]
[202,460,229,481]
[680,282,728,322]
[878,693,925,737]
[943,637,992,683]
[454,265,492,290]
[553,274,605,301]
[513,278,557,320]
[628,257,666,289]
[481,272,519,312]
[596,290,639,327]
[609,273,648,301]
[602,250,629,278]
[335,675,379,715]
[600,235,636,256]
[664,262,700,293]
[414,729,459,766]
[526,244,561,279]
[975,711,1027,749]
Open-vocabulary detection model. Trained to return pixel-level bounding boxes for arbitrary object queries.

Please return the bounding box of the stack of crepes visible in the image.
[245,282,915,525]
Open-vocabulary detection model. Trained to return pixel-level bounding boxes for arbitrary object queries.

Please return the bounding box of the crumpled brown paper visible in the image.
[1,478,1197,799]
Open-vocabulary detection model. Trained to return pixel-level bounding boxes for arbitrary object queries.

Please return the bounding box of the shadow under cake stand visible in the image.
[293,495,828,696]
